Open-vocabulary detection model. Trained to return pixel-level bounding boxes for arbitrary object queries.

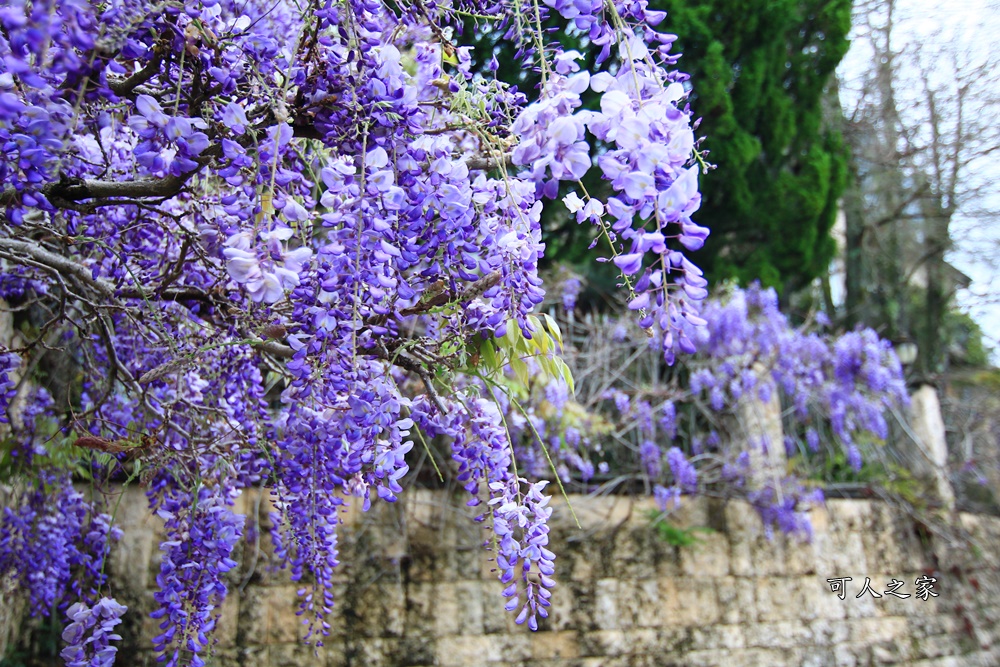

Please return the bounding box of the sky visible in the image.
[836,0,1000,359]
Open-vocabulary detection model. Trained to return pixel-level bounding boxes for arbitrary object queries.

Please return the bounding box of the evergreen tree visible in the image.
[660,0,852,292]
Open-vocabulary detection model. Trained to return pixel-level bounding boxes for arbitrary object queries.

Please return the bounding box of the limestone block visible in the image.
[138,590,163,647]
[832,642,869,667]
[849,616,907,644]
[716,576,756,624]
[236,646,271,667]
[435,635,499,666]
[975,647,1000,667]
[908,386,950,469]
[214,594,241,648]
[827,499,874,530]
[680,532,730,578]
[744,621,814,649]
[795,647,839,667]
[483,633,532,663]
[896,536,932,574]
[687,648,790,667]
[755,577,803,622]
[784,536,820,576]
[810,618,852,646]
[529,630,581,660]
[907,384,956,509]
[628,578,665,628]
[724,499,765,538]
[403,581,434,636]
[828,533,870,576]
[238,587,269,646]
[570,658,647,667]
[480,583,519,634]
[809,529,842,578]
[677,648,728,667]
[739,387,787,489]
[268,642,325,667]
[449,545,485,582]
[910,633,959,660]
[390,635,437,666]
[907,613,958,637]
[666,496,710,529]
[730,536,754,577]
[577,629,631,657]
[542,578,583,632]
[870,639,911,664]
[688,624,746,651]
[654,544,683,579]
[658,577,719,626]
[869,579,915,618]
[594,578,621,630]
[750,535,790,577]
[909,659,964,667]
[862,504,907,574]
[203,648,239,667]
[111,528,155,592]
[844,585,879,619]
[621,628,659,654]
[551,494,633,533]
[650,630,690,658]
[340,637,405,667]
[403,488,450,527]
[432,581,484,636]
[0,572,24,660]
[267,585,307,644]
[564,538,602,582]
[610,528,658,580]
[799,576,847,621]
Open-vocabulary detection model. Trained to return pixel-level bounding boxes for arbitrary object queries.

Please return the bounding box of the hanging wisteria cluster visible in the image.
[0,0,709,663]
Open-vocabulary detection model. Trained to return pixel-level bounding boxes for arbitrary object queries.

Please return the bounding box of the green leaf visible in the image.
[555,357,575,395]
[510,355,530,387]
[480,339,498,372]
[541,313,563,349]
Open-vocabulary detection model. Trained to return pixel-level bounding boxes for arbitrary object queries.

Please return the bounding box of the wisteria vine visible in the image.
[504,282,908,537]
[0,0,709,663]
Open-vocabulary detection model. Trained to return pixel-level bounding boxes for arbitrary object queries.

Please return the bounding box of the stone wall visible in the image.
[59,488,999,667]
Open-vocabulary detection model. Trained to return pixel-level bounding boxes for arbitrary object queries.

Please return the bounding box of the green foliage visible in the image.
[659,0,852,293]
[966,367,1000,392]
[471,314,574,393]
[0,614,63,667]
[790,448,925,508]
[943,309,991,368]
[646,511,715,548]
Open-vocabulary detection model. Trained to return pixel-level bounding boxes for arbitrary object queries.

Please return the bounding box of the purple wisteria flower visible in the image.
[0,0,718,656]
[224,227,313,303]
[0,472,121,617]
[60,598,128,667]
[148,482,244,667]
[0,350,20,422]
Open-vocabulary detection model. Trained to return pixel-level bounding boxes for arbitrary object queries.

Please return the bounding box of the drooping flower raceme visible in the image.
[512,41,709,363]
[0,472,121,618]
[0,0,709,660]
[60,598,128,667]
[224,226,313,304]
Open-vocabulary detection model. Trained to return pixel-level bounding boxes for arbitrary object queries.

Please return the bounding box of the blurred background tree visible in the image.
[838,0,1000,380]
[657,0,851,293]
